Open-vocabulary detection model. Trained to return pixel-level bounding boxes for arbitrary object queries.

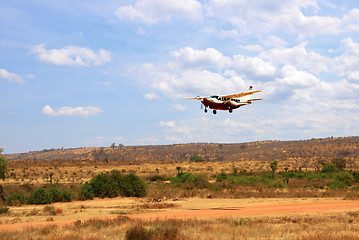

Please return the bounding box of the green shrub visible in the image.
[60,189,73,202]
[327,180,347,189]
[321,164,338,174]
[216,172,227,182]
[335,172,355,186]
[79,182,94,200]
[27,188,52,204]
[0,207,9,214]
[352,171,359,183]
[266,180,287,188]
[190,155,204,162]
[5,192,27,205]
[120,173,147,197]
[83,171,147,199]
[227,175,262,185]
[305,173,320,180]
[49,187,61,202]
[90,172,120,198]
[171,172,208,188]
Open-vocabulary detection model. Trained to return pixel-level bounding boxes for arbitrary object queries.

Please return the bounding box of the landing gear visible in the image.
[229,108,233,113]
[204,108,208,113]
[213,110,217,114]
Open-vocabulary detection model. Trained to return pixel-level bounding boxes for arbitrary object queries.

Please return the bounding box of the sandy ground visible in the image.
[1,197,359,232]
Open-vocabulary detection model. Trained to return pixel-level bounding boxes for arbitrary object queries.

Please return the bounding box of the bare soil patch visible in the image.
[0,197,358,232]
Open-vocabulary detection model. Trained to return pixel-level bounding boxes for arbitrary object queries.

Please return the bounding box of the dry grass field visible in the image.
[0,197,359,239]
[1,137,359,239]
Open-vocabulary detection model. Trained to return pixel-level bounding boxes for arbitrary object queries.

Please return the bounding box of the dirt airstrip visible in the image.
[1,198,359,232]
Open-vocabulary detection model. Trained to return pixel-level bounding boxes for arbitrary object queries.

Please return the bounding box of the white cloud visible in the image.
[172,47,231,69]
[233,54,276,79]
[42,105,102,117]
[112,136,125,142]
[174,104,186,111]
[31,44,111,67]
[239,44,263,52]
[143,92,161,100]
[0,68,25,84]
[206,0,359,38]
[259,42,331,74]
[115,0,203,25]
[159,120,176,128]
[335,38,359,81]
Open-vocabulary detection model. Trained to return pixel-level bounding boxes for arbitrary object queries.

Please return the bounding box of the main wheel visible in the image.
[229,109,233,113]
[213,110,217,114]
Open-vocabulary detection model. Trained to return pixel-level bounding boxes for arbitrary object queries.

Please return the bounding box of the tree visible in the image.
[270,161,278,179]
[332,157,346,171]
[0,149,8,201]
[0,149,8,181]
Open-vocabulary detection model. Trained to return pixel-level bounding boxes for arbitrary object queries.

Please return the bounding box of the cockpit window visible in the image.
[210,95,219,99]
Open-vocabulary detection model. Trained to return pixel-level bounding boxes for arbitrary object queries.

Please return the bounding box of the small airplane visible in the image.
[185,86,263,114]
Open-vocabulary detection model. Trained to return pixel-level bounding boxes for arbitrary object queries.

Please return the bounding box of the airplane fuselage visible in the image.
[202,96,248,111]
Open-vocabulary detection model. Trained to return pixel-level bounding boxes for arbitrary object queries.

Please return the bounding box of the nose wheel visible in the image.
[204,108,208,113]
[229,108,233,113]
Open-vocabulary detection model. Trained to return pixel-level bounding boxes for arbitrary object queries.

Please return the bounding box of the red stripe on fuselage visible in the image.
[202,99,242,110]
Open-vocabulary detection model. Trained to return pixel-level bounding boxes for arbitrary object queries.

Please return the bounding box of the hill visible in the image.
[5,136,359,170]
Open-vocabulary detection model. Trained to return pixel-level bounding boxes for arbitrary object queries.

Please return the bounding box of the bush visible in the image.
[216,172,228,182]
[335,172,355,186]
[79,182,94,200]
[0,207,9,214]
[120,173,147,197]
[227,175,262,185]
[82,171,147,199]
[321,164,338,174]
[190,155,204,162]
[90,172,120,198]
[126,225,152,240]
[327,180,347,189]
[171,172,208,188]
[266,180,287,188]
[60,189,73,202]
[5,192,27,206]
[352,171,359,183]
[27,188,52,205]
[49,187,61,202]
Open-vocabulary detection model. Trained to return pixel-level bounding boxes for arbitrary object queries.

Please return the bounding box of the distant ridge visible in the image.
[5,137,359,169]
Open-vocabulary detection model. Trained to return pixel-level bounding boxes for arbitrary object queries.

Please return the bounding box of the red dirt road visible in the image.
[1,200,359,232]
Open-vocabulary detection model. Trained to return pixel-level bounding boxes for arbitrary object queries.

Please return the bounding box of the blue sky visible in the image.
[1,0,359,154]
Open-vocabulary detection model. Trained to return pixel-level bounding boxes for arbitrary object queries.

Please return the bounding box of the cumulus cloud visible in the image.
[174,104,186,111]
[159,120,176,128]
[173,47,231,69]
[233,54,276,79]
[42,105,102,117]
[206,0,359,38]
[143,92,161,100]
[115,0,203,25]
[0,68,25,84]
[31,44,111,67]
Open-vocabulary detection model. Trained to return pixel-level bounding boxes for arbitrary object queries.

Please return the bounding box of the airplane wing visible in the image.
[184,97,205,100]
[221,90,261,99]
[248,98,264,103]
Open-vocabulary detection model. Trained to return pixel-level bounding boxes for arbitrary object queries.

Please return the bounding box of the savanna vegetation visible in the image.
[0,137,358,239]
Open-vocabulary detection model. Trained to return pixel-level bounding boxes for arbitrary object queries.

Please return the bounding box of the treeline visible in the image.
[6,137,359,168]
